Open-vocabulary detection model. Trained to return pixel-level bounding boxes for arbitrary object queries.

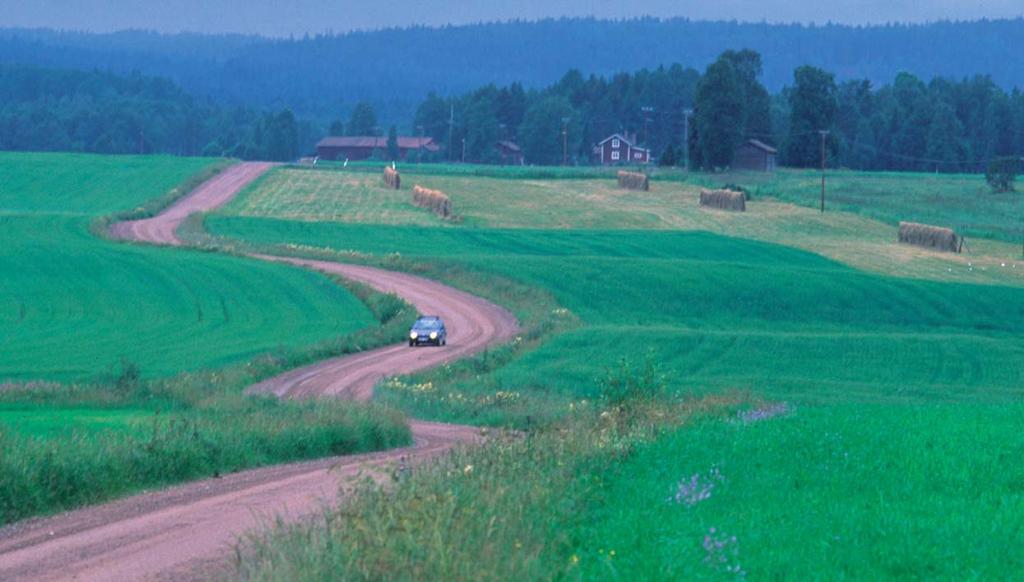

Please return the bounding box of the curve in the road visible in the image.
[0,161,518,582]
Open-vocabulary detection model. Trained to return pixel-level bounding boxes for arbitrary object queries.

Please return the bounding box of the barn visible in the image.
[593,133,651,165]
[495,140,524,165]
[733,139,777,172]
[315,136,438,161]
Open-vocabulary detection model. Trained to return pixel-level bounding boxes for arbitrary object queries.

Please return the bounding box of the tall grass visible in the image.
[0,398,409,525]
[235,394,744,581]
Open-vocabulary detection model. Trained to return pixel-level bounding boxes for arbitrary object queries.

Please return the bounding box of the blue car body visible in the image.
[409,316,447,347]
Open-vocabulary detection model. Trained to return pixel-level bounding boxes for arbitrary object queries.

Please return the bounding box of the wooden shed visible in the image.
[733,139,777,172]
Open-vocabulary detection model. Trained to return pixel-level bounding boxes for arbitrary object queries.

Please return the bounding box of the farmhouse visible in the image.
[733,139,777,172]
[495,140,524,165]
[316,136,439,161]
[593,133,651,165]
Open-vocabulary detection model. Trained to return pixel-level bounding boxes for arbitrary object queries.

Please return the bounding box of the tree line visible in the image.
[0,64,309,161]
[406,50,1024,172]
[3,18,1024,124]
[2,56,1022,175]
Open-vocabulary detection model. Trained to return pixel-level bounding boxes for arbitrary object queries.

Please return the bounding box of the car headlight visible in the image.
[429,331,438,339]
[410,332,418,340]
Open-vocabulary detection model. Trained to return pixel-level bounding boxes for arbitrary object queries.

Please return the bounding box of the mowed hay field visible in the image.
[696,168,1024,243]
[210,165,1024,577]
[0,153,377,381]
[226,166,1024,286]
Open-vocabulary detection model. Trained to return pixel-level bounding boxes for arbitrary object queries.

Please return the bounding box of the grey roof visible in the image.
[743,139,778,154]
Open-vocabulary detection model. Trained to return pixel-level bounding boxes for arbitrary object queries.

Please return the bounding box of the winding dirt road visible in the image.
[0,162,518,581]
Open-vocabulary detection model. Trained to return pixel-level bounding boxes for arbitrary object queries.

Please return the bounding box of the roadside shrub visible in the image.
[115,359,142,394]
[985,157,1021,193]
[720,183,749,200]
[599,352,667,408]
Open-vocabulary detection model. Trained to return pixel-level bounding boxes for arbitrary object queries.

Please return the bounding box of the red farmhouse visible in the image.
[593,133,651,165]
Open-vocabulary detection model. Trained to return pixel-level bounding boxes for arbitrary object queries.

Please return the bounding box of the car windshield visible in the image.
[413,318,441,330]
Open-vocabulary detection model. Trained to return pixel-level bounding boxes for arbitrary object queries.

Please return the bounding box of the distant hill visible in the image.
[1,18,1022,123]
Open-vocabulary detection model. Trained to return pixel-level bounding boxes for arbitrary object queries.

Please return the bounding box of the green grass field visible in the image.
[0,153,413,525]
[0,153,378,381]
[207,219,1024,411]
[211,164,1024,578]
[573,403,1024,579]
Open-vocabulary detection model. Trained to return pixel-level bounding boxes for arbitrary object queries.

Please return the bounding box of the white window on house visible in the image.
[634,152,643,159]
[611,151,620,161]
[612,139,620,148]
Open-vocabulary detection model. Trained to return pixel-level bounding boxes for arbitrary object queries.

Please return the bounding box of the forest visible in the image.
[411,51,1024,171]
[1,47,1022,171]
[2,17,1023,123]
[0,65,309,160]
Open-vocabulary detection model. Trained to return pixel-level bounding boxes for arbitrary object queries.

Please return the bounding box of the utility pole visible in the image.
[819,130,830,213]
[641,106,654,147]
[561,117,570,166]
[683,109,693,172]
[416,125,425,164]
[138,129,144,155]
[447,104,455,162]
[461,138,467,164]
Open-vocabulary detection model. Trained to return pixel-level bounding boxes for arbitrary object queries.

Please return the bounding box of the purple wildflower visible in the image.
[702,527,746,578]
[670,467,724,506]
[735,402,791,425]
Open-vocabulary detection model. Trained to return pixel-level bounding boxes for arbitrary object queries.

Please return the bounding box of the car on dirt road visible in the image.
[409,316,447,347]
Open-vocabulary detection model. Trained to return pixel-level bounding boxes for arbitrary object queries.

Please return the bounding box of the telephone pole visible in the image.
[416,125,425,164]
[819,130,830,213]
[447,104,455,162]
[683,109,693,172]
[641,106,654,147]
[461,138,467,163]
[561,117,570,166]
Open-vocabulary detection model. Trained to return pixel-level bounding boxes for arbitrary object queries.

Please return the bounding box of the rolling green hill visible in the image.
[0,153,376,381]
[207,218,1024,406]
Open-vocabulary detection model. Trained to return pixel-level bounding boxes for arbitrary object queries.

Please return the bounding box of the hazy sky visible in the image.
[4,0,1023,36]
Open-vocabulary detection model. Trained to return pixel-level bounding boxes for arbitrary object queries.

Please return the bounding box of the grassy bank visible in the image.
[0,380,410,526]
[237,398,1024,579]
[235,394,745,581]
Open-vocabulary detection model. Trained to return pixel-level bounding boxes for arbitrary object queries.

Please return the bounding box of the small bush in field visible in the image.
[599,352,667,407]
[985,157,1020,193]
